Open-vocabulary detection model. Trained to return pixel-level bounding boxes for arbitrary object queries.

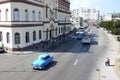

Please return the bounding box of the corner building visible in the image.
[0,0,71,51]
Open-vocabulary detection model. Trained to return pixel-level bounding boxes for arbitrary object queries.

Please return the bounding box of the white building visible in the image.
[71,8,100,21]
[0,0,72,51]
[103,13,120,21]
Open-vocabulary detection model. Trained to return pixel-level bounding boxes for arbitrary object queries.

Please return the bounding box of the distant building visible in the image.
[71,8,100,20]
[70,8,100,26]
[103,12,120,21]
[0,0,72,51]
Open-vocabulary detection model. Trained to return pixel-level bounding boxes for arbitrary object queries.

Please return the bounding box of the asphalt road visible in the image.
[0,27,111,80]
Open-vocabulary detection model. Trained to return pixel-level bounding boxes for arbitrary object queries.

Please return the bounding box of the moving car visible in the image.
[82,35,91,44]
[32,54,53,70]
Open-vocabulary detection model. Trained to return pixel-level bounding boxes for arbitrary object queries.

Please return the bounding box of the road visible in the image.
[0,27,111,80]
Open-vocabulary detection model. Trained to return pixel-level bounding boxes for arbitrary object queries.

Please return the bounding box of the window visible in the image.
[46,29,49,39]
[0,31,2,42]
[6,9,8,21]
[6,32,10,43]
[25,9,28,21]
[14,32,20,44]
[38,11,41,21]
[33,31,36,41]
[0,10,1,21]
[32,10,36,21]
[56,28,57,35]
[26,32,29,43]
[39,30,41,39]
[61,27,63,33]
[46,4,48,18]
[59,27,60,33]
[13,8,19,21]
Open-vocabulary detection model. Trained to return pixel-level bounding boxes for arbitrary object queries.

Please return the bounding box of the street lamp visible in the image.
[96,69,100,80]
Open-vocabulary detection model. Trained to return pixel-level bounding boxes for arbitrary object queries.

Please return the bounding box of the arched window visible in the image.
[32,10,35,21]
[39,30,41,39]
[13,8,19,21]
[0,31,2,42]
[6,32,10,43]
[38,11,41,21]
[14,32,20,44]
[33,31,36,41]
[26,32,29,43]
[6,9,8,21]
[25,9,28,21]
[0,10,1,21]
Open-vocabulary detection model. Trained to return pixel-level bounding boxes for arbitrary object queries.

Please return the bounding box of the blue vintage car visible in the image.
[32,54,53,70]
[76,34,83,40]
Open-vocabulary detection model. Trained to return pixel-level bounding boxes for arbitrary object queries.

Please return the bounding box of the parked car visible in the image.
[0,43,4,53]
[70,34,79,39]
[76,34,83,40]
[0,47,4,53]
[32,54,53,70]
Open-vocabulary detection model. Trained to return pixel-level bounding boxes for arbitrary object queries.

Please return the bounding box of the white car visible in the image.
[82,36,91,44]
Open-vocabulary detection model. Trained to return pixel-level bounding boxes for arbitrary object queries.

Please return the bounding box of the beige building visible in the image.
[0,0,71,51]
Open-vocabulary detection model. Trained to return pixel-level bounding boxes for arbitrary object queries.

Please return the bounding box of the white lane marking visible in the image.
[74,59,78,66]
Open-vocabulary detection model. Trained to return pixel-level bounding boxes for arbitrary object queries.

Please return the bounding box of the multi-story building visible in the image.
[0,0,71,51]
[103,12,120,21]
[71,8,100,22]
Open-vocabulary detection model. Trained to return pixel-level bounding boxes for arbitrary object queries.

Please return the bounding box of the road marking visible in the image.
[74,59,78,66]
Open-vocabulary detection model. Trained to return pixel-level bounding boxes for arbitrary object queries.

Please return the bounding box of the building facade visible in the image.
[103,12,120,21]
[71,8,100,22]
[0,0,71,51]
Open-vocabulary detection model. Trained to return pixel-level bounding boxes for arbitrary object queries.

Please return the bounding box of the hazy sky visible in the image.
[70,0,120,15]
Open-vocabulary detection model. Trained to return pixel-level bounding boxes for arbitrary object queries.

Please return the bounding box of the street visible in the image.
[0,27,112,80]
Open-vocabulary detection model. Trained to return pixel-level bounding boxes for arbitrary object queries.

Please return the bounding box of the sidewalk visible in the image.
[99,31,119,80]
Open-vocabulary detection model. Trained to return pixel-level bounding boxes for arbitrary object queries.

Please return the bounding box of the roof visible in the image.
[39,54,49,58]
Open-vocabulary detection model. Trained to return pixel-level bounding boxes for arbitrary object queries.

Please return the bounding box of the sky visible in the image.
[70,0,120,15]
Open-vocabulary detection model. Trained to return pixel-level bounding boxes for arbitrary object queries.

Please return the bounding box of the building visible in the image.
[103,12,120,21]
[0,0,72,51]
[70,8,100,24]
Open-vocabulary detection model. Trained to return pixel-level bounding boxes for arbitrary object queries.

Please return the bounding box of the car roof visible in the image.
[39,54,49,58]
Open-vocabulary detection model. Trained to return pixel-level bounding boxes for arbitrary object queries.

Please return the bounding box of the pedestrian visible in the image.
[17,45,20,51]
[105,57,110,66]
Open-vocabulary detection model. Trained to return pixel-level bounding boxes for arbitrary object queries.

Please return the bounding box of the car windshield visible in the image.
[38,57,46,60]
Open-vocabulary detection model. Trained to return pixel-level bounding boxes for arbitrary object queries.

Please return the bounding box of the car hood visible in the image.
[32,59,45,66]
